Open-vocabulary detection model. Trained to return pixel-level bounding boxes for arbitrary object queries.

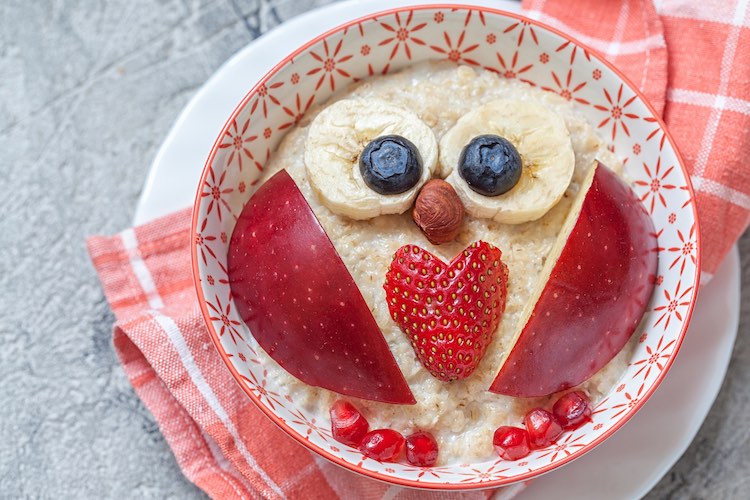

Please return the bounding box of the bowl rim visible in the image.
[190,3,701,490]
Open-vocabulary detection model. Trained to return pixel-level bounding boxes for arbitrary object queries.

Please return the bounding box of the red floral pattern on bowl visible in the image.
[191,5,700,490]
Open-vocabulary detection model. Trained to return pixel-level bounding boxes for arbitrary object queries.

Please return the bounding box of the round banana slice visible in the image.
[439,99,575,224]
[304,98,438,220]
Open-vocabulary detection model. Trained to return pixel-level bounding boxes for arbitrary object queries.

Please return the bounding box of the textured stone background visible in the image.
[0,0,748,498]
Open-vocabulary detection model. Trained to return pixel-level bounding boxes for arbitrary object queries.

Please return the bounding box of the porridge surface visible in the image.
[256,62,632,464]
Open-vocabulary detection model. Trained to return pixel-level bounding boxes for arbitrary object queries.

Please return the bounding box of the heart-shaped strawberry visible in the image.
[384,241,508,381]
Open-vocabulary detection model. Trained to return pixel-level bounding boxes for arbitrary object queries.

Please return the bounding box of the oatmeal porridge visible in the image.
[245,61,635,464]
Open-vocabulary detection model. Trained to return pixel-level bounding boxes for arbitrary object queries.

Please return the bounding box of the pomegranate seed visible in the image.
[405,431,439,467]
[493,426,531,461]
[553,391,592,429]
[329,400,369,446]
[359,429,405,461]
[524,408,563,448]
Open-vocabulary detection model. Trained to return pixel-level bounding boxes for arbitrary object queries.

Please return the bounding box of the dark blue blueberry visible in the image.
[458,135,522,197]
[359,135,422,195]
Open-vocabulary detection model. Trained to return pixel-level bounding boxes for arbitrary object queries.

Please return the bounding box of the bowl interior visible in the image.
[192,5,699,489]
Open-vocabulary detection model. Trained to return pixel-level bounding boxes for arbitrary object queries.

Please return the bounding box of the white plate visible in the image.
[133,0,741,497]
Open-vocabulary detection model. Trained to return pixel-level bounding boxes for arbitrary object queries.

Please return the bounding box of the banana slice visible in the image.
[439,99,575,224]
[304,98,438,220]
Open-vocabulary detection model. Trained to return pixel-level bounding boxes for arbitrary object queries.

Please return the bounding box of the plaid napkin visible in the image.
[88,1,749,498]
[523,0,750,279]
[87,208,523,499]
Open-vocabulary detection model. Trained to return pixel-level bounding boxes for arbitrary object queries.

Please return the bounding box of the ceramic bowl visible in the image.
[191,5,700,489]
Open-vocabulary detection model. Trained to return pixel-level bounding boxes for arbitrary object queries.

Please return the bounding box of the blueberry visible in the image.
[458,135,522,197]
[359,135,422,195]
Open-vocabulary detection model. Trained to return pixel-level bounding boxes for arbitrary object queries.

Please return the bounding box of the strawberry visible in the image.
[384,241,508,381]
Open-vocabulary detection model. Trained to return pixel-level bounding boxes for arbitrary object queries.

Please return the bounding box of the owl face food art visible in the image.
[227,62,656,465]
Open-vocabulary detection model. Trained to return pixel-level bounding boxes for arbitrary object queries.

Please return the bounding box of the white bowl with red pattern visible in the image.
[191,5,700,490]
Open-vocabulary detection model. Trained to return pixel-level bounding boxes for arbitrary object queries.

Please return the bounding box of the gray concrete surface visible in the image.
[0,0,748,498]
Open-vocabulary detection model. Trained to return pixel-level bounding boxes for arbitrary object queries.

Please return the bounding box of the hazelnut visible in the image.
[412,179,465,245]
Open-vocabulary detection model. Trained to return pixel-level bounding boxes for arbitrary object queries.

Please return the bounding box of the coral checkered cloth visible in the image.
[88,1,749,498]
[523,0,750,279]
[87,207,524,499]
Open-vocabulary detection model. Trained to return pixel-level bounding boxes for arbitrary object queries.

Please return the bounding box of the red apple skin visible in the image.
[228,170,415,405]
[490,164,657,397]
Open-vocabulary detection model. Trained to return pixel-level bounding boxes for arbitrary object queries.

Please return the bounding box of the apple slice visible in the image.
[489,162,657,397]
[228,170,415,405]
